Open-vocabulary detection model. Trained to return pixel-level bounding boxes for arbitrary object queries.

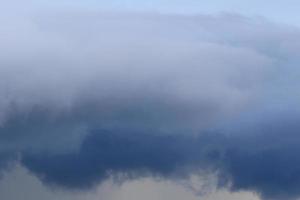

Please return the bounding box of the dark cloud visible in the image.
[0,7,300,200]
[0,153,17,176]
[20,111,300,200]
[221,112,300,200]
[21,129,223,189]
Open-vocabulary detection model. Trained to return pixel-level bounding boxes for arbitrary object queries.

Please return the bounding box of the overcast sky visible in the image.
[1,1,300,200]
[34,0,300,25]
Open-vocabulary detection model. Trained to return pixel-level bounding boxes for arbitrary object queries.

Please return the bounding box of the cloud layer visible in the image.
[20,111,300,200]
[1,7,300,200]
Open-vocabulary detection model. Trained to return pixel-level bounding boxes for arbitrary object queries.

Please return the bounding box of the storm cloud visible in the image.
[1,4,300,200]
[16,109,300,200]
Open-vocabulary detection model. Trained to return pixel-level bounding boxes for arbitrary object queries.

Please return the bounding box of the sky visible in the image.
[1,1,300,200]
[38,0,300,25]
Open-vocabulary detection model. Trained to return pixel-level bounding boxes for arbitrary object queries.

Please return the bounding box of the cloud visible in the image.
[0,12,274,152]
[0,164,260,200]
[22,110,300,200]
[0,7,300,200]
[222,112,300,200]
[22,130,213,189]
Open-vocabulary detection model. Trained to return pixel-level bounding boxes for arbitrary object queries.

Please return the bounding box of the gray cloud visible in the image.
[0,7,300,200]
[20,110,300,200]
[0,11,274,150]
